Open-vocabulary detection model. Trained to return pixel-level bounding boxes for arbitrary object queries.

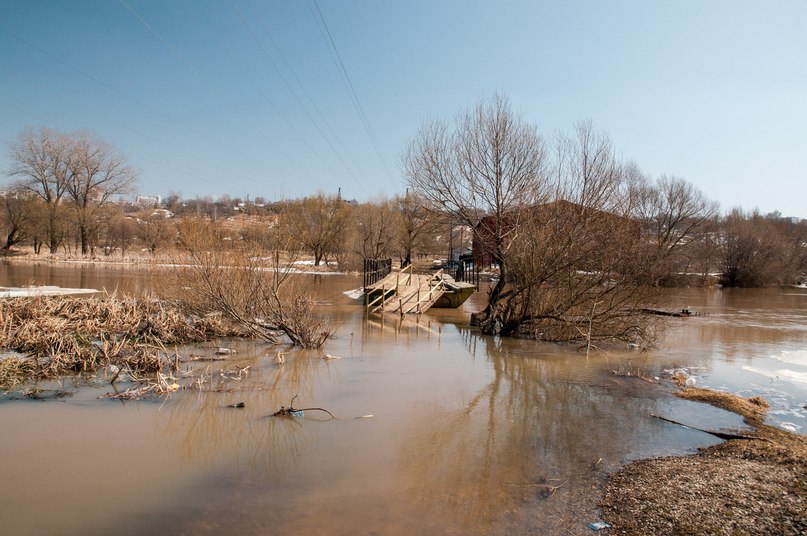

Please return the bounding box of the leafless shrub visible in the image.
[167,219,333,349]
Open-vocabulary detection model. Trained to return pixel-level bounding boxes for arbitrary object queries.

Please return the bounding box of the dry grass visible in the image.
[676,386,770,426]
[0,295,247,388]
[600,387,807,534]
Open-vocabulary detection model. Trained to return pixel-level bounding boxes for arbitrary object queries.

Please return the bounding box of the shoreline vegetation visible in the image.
[0,294,247,389]
[0,247,348,273]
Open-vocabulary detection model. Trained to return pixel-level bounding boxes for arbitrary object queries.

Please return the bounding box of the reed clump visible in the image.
[0,295,247,388]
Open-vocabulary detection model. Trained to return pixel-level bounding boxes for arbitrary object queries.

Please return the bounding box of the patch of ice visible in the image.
[0,286,99,297]
[742,365,807,385]
[771,350,807,367]
[343,288,365,300]
[779,422,801,432]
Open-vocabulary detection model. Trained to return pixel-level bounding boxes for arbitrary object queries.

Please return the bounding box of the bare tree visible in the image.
[284,193,349,266]
[137,210,175,254]
[497,123,662,345]
[62,131,137,254]
[405,102,663,346]
[396,191,439,266]
[351,197,400,261]
[104,210,138,256]
[403,94,548,333]
[7,128,137,255]
[632,174,719,284]
[0,192,34,252]
[7,128,68,253]
[719,208,791,287]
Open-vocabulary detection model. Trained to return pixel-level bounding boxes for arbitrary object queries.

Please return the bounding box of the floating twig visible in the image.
[271,394,336,419]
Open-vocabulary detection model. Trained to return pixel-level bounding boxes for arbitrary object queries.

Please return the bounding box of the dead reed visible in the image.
[0,295,247,388]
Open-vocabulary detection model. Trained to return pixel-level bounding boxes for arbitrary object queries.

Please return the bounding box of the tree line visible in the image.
[3,123,805,290]
[3,110,806,345]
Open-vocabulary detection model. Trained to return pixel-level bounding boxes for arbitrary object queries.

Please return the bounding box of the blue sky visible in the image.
[1,1,805,217]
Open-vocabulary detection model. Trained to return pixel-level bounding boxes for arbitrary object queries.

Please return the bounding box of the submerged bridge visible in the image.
[365,264,448,315]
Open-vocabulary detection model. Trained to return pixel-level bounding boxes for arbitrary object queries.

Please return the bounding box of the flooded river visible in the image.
[0,262,805,535]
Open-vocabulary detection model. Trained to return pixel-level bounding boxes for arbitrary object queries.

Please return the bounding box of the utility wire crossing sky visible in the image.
[1,1,805,218]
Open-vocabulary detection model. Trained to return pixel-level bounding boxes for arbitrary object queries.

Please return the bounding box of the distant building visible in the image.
[136,195,162,208]
[472,200,639,268]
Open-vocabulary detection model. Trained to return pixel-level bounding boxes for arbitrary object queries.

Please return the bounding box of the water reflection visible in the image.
[157,343,341,476]
[395,327,728,534]
[1,266,805,535]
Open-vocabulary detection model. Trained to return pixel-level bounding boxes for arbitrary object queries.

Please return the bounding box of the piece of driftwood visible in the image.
[651,413,757,441]
[271,395,335,419]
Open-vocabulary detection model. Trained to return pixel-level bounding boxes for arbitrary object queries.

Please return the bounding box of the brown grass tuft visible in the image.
[675,386,769,425]
[0,295,247,388]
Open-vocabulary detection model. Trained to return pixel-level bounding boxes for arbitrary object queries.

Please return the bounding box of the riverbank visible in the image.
[1,247,348,275]
[600,388,807,534]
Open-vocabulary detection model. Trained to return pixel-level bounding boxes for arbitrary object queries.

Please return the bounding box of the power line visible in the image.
[0,23,288,190]
[243,0,373,197]
[0,90,250,193]
[119,0,343,195]
[183,0,343,195]
[227,0,359,195]
[307,0,395,183]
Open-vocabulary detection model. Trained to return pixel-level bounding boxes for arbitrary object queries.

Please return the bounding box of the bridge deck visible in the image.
[366,270,446,315]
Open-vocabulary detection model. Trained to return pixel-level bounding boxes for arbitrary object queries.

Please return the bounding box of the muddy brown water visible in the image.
[0,262,805,535]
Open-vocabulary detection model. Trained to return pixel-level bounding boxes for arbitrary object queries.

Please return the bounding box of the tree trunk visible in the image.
[478,260,508,335]
[80,224,89,255]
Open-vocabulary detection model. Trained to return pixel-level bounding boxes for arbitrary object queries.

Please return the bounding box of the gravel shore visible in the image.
[599,388,807,535]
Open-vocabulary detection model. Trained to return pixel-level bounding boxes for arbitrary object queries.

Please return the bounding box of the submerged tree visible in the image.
[403,93,548,334]
[404,97,664,346]
[500,123,663,346]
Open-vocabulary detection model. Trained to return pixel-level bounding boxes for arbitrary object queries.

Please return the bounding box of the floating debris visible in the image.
[227,402,245,408]
[190,354,228,362]
[271,395,335,419]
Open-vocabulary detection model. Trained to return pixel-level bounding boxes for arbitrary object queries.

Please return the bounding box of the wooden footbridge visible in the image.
[365,264,448,315]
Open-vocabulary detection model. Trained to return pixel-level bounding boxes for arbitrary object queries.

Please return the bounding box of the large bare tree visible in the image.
[405,100,664,346]
[403,94,548,333]
[62,131,137,254]
[7,128,137,255]
[499,123,663,345]
[7,128,68,253]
